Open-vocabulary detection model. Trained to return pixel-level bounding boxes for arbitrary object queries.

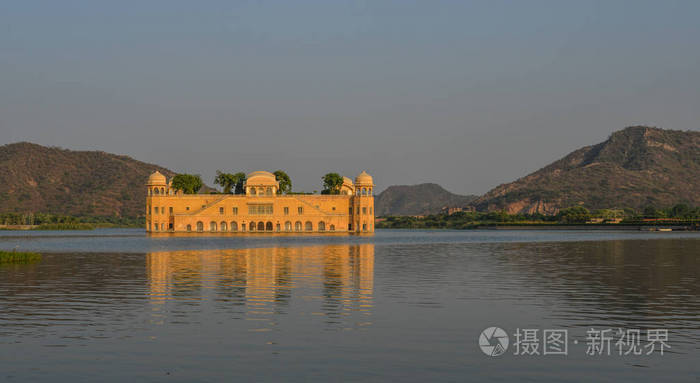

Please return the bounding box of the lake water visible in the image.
[1,229,698,382]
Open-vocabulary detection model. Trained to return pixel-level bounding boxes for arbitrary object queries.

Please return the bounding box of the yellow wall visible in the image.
[146,183,374,234]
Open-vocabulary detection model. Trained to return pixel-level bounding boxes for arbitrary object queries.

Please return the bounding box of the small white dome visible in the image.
[147,171,167,185]
[355,171,373,185]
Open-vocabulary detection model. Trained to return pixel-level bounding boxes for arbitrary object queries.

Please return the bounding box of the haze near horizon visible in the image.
[1,0,699,194]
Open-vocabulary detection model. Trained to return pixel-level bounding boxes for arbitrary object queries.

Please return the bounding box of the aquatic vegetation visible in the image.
[0,250,42,264]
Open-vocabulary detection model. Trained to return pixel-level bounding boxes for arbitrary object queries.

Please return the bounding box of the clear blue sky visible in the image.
[2,0,699,194]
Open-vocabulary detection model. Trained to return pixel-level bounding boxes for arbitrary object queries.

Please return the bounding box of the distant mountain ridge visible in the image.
[0,142,177,217]
[5,127,696,219]
[472,126,700,214]
[376,183,477,216]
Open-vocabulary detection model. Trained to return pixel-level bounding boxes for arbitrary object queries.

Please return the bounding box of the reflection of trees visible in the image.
[146,244,374,328]
[496,239,700,328]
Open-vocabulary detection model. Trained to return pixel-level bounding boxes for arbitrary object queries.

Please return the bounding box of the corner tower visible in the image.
[146,171,170,232]
[352,171,375,233]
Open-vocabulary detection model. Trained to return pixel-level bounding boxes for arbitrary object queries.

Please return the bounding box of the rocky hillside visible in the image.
[0,142,176,217]
[376,183,477,216]
[472,126,700,214]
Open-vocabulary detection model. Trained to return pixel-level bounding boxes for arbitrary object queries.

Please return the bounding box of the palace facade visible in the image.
[146,170,375,233]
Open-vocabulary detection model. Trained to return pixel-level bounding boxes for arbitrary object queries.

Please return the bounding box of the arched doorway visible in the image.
[266,221,273,231]
[249,222,256,231]
[220,222,227,231]
[257,222,265,231]
[305,221,313,231]
[196,221,204,232]
[318,221,325,231]
[210,221,217,232]
[285,221,292,231]
[231,221,238,232]
[295,221,302,232]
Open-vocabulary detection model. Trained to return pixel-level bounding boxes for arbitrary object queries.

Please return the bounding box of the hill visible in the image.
[375,183,477,216]
[471,126,700,214]
[0,142,178,217]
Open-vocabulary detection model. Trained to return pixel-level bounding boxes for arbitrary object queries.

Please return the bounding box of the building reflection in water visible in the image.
[146,244,374,330]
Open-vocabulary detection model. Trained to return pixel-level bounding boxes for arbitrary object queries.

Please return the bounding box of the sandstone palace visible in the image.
[146,170,375,234]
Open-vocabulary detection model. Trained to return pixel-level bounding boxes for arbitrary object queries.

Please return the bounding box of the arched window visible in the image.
[210,221,217,232]
[295,221,302,231]
[285,221,292,231]
[196,221,204,232]
[330,224,335,231]
[362,188,367,195]
[249,222,256,231]
[231,221,238,232]
[266,221,273,231]
[161,187,165,195]
[250,188,256,195]
[305,221,313,231]
[220,222,227,231]
[318,221,326,231]
[187,224,192,232]
[257,222,265,231]
[154,188,159,195]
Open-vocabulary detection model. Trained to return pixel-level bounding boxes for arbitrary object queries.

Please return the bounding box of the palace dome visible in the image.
[246,171,278,185]
[355,171,373,185]
[147,171,167,185]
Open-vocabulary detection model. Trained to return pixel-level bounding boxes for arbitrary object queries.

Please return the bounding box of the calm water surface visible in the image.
[1,229,699,382]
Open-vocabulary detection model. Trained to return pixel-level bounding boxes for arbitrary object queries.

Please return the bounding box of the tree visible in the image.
[556,206,590,223]
[273,170,292,194]
[214,171,237,194]
[231,172,246,194]
[643,205,662,219]
[321,173,343,195]
[171,174,203,194]
[670,203,691,218]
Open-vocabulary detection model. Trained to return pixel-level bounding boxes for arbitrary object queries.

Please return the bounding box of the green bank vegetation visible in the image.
[1,212,144,230]
[0,250,41,264]
[33,223,97,230]
[377,204,700,229]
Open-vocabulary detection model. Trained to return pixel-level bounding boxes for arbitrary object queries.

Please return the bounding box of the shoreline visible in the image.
[475,224,698,231]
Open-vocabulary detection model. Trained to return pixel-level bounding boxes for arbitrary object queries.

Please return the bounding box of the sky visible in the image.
[1,0,699,195]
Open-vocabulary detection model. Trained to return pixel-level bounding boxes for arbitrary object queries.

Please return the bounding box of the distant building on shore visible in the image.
[146,170,375,234]
[440,206,475,215]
